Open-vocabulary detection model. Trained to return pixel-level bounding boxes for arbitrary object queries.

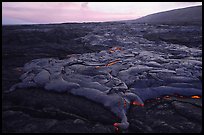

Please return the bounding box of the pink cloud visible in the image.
[2,2,202,24]
[3,2,139,24]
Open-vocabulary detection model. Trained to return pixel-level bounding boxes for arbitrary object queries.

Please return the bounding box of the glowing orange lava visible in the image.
[113,123,119,132]
[95,66,100,69]
[191,95,201,99]
[106,59,121,66]
[109,50,115,53]
[109,47,122,53]
[114,123,119,127]
[132,101,144,107]
[163,95,171,99]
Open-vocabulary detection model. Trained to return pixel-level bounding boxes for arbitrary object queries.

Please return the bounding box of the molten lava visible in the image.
[114,123,119,127]
[113,123,119,132]
[163,95,171,99]
[95,66,100,69]
[109,47,122,53]
[191,95,201,99]
[106,59,121,66]
[132,101,144,107]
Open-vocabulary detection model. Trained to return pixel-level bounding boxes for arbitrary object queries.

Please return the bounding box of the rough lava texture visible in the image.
[8,44,202,129]
[3,19,202,132]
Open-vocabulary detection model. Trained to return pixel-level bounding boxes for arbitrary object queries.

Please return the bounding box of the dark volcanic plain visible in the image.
[2,6,202,133]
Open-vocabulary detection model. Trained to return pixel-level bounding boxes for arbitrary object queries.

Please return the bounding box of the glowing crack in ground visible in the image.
[8,46,202,130]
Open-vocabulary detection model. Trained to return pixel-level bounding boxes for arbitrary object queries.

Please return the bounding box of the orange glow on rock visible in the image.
[163,95,171,99]
[109,47,122,53]
[140,103,144,107]
[113,123,119,133]
[124,99,127,108]
[114,123,119,127]
[95,66,100,69]
[191,95,201,99]
[115,47,122,51]
[109,50,115,53]
[132,101,144,107]
[133,101,139,105]
[114,126,119,133]
[106,59,121,66]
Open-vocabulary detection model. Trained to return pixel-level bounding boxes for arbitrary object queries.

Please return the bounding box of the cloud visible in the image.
[2,2,139,23]
[2,2,202,24]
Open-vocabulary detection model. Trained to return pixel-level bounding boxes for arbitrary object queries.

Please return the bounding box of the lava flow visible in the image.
[191,95,201,99]
[95,66,100,69]
[132,101,144,107]
[106,59,121,67]
[109,47,122,53]
[113,123,120,133]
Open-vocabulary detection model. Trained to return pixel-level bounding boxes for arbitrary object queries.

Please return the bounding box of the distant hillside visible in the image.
[132,5,202,25]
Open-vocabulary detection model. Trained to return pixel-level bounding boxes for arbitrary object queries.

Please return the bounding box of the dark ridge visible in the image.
[130,5,202,25]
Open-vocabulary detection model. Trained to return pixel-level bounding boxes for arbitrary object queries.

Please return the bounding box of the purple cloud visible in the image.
[2,2,202,25]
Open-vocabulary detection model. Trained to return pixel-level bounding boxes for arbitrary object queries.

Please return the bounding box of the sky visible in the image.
[2,2,202,25]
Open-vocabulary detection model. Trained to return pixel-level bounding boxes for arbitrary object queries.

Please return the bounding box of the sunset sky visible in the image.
[2,2,202,25]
